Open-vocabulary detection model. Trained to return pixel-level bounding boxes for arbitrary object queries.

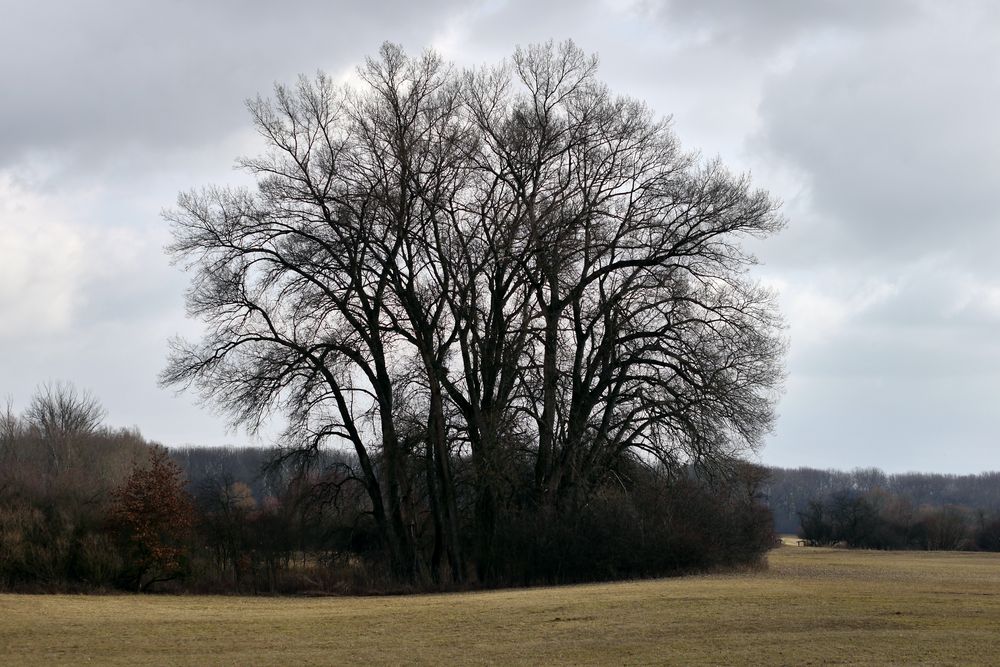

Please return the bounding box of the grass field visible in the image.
[3,544,1000,665]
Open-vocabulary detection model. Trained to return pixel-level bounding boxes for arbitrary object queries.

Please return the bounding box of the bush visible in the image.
[975,515,1000,551]
[109,447,196,591]
[489,467,774,587]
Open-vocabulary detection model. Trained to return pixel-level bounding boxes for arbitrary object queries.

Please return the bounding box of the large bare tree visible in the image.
[163,41,784,583]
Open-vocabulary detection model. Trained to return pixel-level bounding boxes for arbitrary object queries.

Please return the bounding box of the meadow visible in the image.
[2,544,1000,665]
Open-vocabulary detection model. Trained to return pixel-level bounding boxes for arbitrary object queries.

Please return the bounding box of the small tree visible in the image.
[24,381,106,477]
[24,381,105,440]
[110,447,195,591]
[798,499,834,546]
[197,476,258,589]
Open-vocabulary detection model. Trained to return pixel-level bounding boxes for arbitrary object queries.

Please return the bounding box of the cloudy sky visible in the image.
[2,0,998,473]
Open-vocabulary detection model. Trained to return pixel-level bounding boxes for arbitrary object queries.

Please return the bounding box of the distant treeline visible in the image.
[173,454,1000,553]
[795,489,1000,551]
[765,466,1000,545]
[173,458,1000,538]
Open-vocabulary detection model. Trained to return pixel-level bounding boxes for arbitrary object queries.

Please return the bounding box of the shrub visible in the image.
[488,466,774,587]
[109,447,196,591]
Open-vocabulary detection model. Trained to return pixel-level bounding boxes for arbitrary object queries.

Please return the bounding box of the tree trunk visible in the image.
[427,373,464,582]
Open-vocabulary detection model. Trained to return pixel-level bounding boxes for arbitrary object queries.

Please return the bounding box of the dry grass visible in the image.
[3,545,1000,665]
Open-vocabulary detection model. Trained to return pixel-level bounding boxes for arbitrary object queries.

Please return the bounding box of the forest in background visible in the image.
[766,467,1000,534]
[0,384,773,594]
[5,382,1000,594]
[173,451,1000,556]
[767,467,1000,551]
[172,450,1000,538]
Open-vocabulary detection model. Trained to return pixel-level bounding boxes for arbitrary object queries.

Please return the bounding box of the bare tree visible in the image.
[163,40,784,584]
[24,381,105,438]
[460,42,783,502]
[23,381,106,473]
[0,397,19,498]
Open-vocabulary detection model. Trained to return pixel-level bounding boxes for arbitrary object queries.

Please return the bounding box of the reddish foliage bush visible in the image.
[109,447,195,591]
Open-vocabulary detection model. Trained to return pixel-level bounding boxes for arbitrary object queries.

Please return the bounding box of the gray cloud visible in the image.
[0,0,464,172]
[655,0,915,52]
[756,6,1000,261]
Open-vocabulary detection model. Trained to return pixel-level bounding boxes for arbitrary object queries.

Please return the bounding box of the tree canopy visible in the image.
[163,41,785,584]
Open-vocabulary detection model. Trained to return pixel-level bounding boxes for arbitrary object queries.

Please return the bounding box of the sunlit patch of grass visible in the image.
[3,546,1000,665]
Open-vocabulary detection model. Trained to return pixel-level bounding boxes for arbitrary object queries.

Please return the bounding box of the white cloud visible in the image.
[952,279,1000,323]
[0,175,90,335]
[756,3,1000,259]
[764,272,899,347]
[0,169,171,338]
